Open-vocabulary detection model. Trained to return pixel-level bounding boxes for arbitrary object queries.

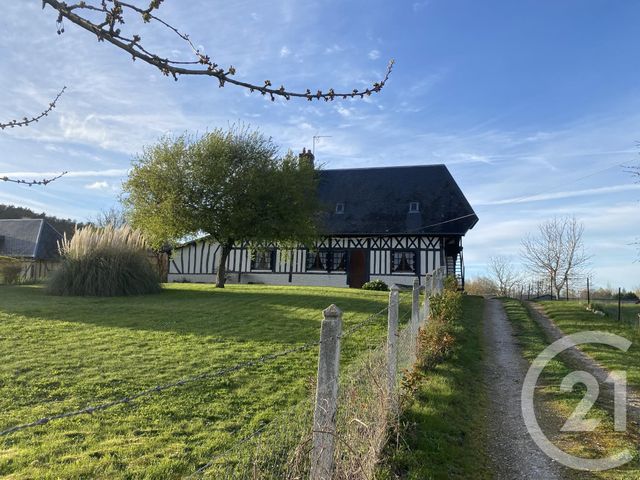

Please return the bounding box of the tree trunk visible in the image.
[216,240,233,288]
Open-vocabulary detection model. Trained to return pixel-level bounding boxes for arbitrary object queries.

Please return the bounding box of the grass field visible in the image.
[540,301,640,389]
[503,299,640,479]
[0,283,409,479]
[382,295,491,479]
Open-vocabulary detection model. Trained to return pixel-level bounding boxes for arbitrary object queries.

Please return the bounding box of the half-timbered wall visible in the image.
[168,236,446,286]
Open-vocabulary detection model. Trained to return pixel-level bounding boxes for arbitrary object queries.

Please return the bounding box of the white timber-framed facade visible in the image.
[168,163,478,288]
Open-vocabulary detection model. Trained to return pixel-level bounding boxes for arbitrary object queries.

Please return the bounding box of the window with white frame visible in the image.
[330,250,347,271]
[251,249,275,271]
[306,250,329,271]
[391,250,417,273]
[409,201,420,213]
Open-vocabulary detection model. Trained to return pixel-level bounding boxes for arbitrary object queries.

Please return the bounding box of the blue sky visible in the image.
[1,1,639,288]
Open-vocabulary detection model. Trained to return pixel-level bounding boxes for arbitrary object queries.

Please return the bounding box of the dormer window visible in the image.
[335,203,345,214]
[409,202,420,213]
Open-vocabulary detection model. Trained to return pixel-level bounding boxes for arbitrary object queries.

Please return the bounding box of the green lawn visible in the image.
[503,299,640,479]
[540,301,640,389]
[382,295,490,479]
[0,283,408,479]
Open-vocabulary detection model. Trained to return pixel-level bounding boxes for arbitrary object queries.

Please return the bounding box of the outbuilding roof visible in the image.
[0,219,63,259]
[316,164,478,236]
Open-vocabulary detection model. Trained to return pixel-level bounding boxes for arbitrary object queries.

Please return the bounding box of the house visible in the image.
[167,163,478,288]
[0,219,63,281]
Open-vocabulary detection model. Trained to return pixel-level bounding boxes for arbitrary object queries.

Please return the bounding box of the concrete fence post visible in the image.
[411,278,420,362]
[310,304,342,480]
[435,267,444,294]
[423,273,432,325]
[387,285,400,410]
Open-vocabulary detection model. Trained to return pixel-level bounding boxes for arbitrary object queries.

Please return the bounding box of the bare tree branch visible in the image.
[1,85,68,187]
[0,86,66,130]
[487,255,521,297]
[520,216,591,299]
[41,0,394,102]
[1,171,68,186]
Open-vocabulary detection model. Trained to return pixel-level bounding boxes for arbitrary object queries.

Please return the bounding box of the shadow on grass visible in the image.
[0,284,392,344]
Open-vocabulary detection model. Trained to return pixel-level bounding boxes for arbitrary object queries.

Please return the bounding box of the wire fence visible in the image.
[1,271,446,479]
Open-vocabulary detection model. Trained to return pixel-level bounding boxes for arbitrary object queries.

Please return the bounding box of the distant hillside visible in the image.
[0,204,81,238]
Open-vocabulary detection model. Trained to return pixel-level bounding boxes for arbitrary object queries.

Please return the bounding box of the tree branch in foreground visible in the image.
[42,0,394,101]
[1,171,68,186]
[0,86,66,130]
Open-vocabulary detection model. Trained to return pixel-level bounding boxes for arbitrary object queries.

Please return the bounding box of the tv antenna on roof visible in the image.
[312,135,332,156]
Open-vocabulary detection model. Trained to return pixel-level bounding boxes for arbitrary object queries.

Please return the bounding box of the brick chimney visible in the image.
[298,147,315,169]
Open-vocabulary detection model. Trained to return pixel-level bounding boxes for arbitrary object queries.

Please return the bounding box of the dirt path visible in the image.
[482,297,564,479]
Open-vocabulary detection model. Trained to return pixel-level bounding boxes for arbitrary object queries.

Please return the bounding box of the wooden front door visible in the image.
[348,249,368,288]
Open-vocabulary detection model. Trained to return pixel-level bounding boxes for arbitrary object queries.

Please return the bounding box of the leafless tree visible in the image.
[42,0,394,102]
[92,206,128,228]
[521,216,591,299]
[1,87,68,186]
[487,255,521,297]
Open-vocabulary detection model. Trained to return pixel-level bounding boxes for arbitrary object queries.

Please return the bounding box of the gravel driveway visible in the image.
[483,297,565,479]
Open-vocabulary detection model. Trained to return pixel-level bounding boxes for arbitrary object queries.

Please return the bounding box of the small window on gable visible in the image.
[335,203,345,214]
[409,202,420,213]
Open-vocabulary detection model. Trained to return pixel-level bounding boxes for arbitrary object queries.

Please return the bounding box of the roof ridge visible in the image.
[321,164,447,172]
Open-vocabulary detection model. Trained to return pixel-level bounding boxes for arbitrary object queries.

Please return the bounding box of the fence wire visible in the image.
[188,306,392,479]
[188,302,414,480]
[1,306,389,438]
[2,292,424,479]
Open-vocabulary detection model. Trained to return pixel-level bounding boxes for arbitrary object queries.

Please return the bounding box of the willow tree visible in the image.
[123,126,318,287]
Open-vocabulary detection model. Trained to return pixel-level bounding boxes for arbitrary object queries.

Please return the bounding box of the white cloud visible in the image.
[368,49,380,60]
[85,181,110,190]
[279,46,291,58]
[413,1,429,11]
[324,44,344,55]
[478,184,640,206]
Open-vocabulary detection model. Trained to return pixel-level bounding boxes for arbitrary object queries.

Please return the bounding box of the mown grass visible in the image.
[503,299,640,479]
[540,301,640,389]
[381,295,490,479]
[0,283,409,479]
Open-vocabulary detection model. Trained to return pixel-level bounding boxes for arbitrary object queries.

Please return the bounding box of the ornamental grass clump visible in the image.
[47,225,161,297]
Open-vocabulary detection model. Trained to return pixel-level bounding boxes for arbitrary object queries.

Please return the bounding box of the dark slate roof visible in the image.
[0,219,63,259]
[316,165,478,236]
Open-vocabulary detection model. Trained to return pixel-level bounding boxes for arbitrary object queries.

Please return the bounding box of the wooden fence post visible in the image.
[310,304,342,480]
[387,285,400,409]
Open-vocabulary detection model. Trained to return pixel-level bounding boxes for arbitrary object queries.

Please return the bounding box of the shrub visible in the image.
[362,279,389,291]
[0,257,22,285]
[404,278,463,391]
[47,225,161,297]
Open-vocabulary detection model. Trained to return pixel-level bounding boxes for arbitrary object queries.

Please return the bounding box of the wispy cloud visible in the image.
[368,49,380,60]
[478,184,640,206]
[85,181,110,190]
[279,46,291,58]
